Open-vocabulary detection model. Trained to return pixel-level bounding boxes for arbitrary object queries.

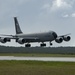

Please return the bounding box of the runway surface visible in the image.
[0,56,75,62]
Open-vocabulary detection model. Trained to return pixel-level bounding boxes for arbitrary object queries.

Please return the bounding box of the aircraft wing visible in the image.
[59,33,71,37]
[0,34,39,40]
[0,34,17,39]
[0,34,40,44]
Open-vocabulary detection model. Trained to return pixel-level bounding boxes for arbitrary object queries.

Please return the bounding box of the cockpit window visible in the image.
[52,32,57,39]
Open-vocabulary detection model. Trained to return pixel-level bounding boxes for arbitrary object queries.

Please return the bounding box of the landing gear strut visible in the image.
[50,42,53,46]
[25,44,31,47]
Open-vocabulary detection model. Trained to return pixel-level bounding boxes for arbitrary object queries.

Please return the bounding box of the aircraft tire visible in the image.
[25,44,31,47]
[40,43,46,47]
[50,43,53,46]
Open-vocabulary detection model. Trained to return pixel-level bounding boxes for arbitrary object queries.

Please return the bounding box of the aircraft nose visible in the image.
[52,32,58,39]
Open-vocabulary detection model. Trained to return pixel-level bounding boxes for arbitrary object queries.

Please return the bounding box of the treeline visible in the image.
[0,46,75,54]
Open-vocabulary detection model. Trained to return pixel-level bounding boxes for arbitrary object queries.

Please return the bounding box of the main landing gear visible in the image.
[40,42,53,47]
[25,43,31,47]
[40,43,46,47]
[25,42,53,47]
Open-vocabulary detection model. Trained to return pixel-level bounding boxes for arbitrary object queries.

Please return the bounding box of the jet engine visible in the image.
[17,38,25,44]
[63,36,71,41]
[55,37,63,43]
[0,38,10,43]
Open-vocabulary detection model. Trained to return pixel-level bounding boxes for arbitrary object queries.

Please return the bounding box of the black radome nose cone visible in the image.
[52,32,58,39]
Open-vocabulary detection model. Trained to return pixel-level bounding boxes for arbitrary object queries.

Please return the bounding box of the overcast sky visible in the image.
[0,0,75,47]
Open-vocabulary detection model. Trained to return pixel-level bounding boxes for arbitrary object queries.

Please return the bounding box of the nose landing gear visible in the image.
[50,42,53,46]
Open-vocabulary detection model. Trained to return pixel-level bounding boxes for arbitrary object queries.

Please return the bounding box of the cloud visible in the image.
[63,14,69,18]
[51,0,72,11]
[41,0,73,16]
[62,13,75,18]
[71,13,75,17]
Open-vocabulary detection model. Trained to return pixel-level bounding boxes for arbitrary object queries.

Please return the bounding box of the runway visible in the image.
[0,56,75,62]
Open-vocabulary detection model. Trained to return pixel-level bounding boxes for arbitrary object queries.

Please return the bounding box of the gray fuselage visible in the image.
[16,31,57,43]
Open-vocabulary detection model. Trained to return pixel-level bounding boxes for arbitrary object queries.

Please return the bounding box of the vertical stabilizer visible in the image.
[14,17,23,34]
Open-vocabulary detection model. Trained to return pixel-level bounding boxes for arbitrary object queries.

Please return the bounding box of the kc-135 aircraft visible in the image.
[0,17,71,47]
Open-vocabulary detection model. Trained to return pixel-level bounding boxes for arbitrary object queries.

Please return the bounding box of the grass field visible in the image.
[0,53,75,57]
[0,61,75,75]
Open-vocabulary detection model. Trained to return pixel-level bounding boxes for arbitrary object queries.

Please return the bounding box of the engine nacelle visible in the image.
[63,36,71,41]
[55,37,63,43]
[17,38,25,44]
[0,38,10,43]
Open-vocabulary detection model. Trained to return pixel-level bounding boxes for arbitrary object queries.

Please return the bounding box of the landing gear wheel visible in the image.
[50,42,53,46]
[40,43,46,47]
[25,44,31,47]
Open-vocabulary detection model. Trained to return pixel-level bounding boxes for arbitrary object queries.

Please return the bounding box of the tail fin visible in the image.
[14,17,23,34]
